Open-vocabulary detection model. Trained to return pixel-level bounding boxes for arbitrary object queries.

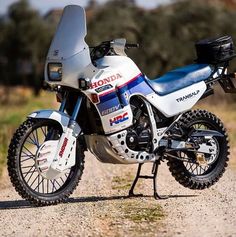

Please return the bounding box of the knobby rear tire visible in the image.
[167,110,229,189]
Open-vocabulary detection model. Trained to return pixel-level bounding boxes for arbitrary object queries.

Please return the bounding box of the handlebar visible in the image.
[90,40,140,61]
[125,43,139,49]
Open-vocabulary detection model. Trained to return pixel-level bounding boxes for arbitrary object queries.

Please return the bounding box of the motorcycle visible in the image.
[7,5,236,206]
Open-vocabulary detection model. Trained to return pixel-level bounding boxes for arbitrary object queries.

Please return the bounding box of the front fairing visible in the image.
[45,5,93,89]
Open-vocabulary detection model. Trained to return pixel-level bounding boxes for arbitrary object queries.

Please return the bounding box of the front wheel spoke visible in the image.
[34,176,44,191]
[23,169,36,176]
[27,135,38,147]
[29,174,39,188]
[54,179,61,188]
[21,156,34,163]
[35,129,40,146]
[26,139,37,146]
[23,166,35,177]
[51,180,56,192]
[31,130,39,147]
[60,177,65,184]
[42,178,44,193]
[41,126,47,137]
[21,150,35,158]
[21,165,34,169]
[22,146,35,157]
[25,168,37,183]
[37,175,40,192]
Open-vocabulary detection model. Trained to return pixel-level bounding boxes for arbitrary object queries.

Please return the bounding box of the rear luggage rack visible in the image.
[219,73,236,93]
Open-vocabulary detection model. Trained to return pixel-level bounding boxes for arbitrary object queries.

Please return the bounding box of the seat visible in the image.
[145,64,213,96]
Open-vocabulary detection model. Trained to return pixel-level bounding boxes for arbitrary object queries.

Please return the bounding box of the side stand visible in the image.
[128,161,167,200]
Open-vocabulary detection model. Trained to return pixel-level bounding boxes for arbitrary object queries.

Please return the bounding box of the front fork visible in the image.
[59,92,82,136]
[50,95,83,171]
[40,95,83,175]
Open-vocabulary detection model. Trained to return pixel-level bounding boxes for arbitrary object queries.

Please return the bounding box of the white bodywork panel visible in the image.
[84,56,142,134]
[29,110,71,132]
[84,55,207,133]
[45,5,98,89]
[146,81,207,117]
[36,128,77,179]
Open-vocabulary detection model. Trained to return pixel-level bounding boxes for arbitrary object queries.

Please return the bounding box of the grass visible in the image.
[0,87,57,176]
[122,201,164,222]
[112,173,135,190]
[108,200,165,236]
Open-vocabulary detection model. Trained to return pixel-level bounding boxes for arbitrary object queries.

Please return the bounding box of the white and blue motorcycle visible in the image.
[8,5,236,206]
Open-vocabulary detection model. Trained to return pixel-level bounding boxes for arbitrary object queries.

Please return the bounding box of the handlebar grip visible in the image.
[125,43,139,49]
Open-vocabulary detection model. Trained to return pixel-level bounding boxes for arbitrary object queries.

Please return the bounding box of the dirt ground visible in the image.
[0,151,235,237]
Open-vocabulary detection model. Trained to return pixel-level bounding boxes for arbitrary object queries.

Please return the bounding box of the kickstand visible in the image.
[128,161,168,200]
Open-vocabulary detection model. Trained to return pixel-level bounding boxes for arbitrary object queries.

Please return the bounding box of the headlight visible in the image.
[48,63,62,81]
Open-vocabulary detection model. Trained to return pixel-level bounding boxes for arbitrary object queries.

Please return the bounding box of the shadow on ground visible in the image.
[0,194,198,210]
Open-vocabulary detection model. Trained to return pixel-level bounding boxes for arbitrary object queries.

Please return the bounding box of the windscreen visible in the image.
[47,5,89,60]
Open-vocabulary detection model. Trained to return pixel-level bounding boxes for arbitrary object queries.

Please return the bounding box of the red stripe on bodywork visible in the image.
[99,73,142,97]
[117,73,142,89]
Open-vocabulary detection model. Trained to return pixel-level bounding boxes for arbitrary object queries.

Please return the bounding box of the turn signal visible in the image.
[91,93,100,103]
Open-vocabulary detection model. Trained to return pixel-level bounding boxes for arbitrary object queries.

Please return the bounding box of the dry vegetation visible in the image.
[0,86,57,176]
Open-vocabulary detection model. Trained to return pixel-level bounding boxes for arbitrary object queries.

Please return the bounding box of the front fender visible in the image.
[28,110,71,132]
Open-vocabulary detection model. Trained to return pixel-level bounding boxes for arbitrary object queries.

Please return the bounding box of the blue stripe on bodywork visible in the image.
[97,74,154,115]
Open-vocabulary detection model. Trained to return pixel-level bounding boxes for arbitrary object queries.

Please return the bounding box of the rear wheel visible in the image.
[7,119,84,206]
[167,110,229,189]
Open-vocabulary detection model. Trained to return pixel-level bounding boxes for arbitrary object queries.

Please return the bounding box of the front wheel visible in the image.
[167,110,230,189]
[7,119,84,206]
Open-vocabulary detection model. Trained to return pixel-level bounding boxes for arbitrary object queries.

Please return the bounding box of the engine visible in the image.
[126,98,152,151]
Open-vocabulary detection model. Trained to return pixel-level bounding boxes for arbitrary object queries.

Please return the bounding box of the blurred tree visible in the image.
[87,0,236,79]
[87,0,98,9]
[2,0,52,95]
[1,0,236,102]
[87,0,140,44]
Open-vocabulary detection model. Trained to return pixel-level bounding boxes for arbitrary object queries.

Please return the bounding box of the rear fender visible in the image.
[190,129,224,138]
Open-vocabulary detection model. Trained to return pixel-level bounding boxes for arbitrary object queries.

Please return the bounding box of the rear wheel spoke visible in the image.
[182,122,220,176]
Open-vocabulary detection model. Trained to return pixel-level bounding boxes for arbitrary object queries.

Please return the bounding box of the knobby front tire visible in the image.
[7,119,85,206]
